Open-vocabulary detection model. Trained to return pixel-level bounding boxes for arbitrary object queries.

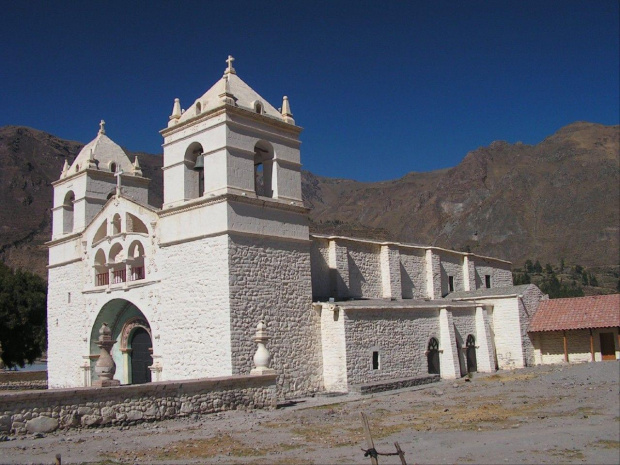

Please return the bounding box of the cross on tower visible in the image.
[114,169,124,197]
[99,119,106,135]
[225,55,236,75]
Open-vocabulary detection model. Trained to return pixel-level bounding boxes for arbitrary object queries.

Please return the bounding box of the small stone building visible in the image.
[529,294,620,364]
[46,57,547,397]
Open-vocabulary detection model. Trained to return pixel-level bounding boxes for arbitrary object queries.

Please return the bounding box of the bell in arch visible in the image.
[193,154,205,171]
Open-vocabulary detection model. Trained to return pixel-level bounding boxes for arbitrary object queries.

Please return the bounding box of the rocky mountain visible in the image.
[0,122,618,278]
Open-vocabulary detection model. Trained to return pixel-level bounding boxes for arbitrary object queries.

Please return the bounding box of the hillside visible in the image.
[0,122,618,279]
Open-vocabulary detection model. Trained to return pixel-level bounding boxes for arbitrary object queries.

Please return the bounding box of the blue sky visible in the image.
[1,1,618,181]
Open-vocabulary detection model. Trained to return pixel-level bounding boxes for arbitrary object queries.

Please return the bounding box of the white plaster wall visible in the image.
[347,242,382,299]
[319,306,348,392]
[47,262,87,388]
[343,308,439,385]
[227,201,309,241]
[158,202,228,245]
[399,249,426,299]
[158,234,233,380]
[227,235,321,398]
[488,298,525,368]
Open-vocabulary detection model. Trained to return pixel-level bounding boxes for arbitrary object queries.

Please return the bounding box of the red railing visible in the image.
[130,266,144,281]
[96,272,109,286]
[112,269,126,284]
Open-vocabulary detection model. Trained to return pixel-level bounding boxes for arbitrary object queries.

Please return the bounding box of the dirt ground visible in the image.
[1,361,618,465]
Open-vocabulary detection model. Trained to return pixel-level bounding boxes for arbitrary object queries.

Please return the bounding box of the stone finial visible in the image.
[132,155,142,177]
[61,159,69,178]
[224,55,236,75]
[93,323,120,387]
[219,73,237,105]
[169,98,181,121]
[250,320,275,375]
[98,119,106,135]
[87,148,97,170]
[281,96,295,124]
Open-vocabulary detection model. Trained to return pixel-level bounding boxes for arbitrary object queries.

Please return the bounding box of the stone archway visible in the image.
[89,299,152,385]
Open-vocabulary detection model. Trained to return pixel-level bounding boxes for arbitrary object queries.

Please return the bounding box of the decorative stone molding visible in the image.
[251,320,275,375]
[92,323,120,387]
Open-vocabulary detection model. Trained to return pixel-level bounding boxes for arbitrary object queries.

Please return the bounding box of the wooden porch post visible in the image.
[563,330,568,363]
[589,329,594,362]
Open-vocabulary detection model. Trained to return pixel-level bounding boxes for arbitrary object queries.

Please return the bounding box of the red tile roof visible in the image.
[529,294,620,332]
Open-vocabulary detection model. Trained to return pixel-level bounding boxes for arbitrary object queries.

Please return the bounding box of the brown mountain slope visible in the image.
[308,122,619,267]
[0,122,617,277]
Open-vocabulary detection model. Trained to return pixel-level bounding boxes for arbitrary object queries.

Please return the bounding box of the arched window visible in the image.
[94,249,108,286]
[112,213,122,235]
[128,240,146,281]
[184,142,204,200]
[427,337,440,375]
[62,191,75,234]
[109,162,117,173]
[253,100,263,114]
[126,213,148,234]
[196,102,202,115]
[254,141,274,198]
[109,243,126,284]
[93,220,107,244]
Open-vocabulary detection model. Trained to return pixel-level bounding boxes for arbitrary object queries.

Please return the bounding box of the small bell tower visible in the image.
[51,122,150,239]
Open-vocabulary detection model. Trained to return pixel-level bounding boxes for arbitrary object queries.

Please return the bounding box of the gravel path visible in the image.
[1,361,618,464]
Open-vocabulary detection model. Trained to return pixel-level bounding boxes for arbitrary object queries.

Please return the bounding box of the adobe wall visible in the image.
[0,371,47,391]
[0,374,276,435]
[227,234,322,398]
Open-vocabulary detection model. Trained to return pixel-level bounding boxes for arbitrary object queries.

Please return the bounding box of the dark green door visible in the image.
[130,328,152,384]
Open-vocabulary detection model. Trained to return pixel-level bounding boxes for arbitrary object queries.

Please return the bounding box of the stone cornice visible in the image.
[52,169,150,187]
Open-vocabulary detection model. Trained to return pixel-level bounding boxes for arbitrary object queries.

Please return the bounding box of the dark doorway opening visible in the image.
[600,333,617,361]
[427,337,440,375]
[466,334,477,373]
[130,328,153,384]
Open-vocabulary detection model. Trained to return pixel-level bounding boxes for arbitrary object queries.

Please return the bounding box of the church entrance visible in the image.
[427,337,440,375]
[130,328,152,384]
[466,334,477,373]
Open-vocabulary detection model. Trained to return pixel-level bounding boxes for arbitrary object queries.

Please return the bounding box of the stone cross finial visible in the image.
[99,119,106,135]
[224,55,236,75]
[115,169,124,197]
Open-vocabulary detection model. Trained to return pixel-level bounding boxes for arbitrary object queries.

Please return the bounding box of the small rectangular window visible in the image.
[448,276,455,292]
[485,275,491,289]
[67,292,71,303]
[372,351,380,370]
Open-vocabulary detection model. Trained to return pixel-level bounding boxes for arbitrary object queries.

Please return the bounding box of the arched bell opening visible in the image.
[62,191,75,234]
[184,142,204,200]
[254,140,275,198]
[127,240,146,282]
[88,299,153,385]
[427,337,440,375]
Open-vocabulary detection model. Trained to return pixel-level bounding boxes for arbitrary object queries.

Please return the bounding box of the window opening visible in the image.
[109,162,117,173]
[448,276,455,292]
[485,275,491,288]
[62,191,75,234]
[372,351,380,370]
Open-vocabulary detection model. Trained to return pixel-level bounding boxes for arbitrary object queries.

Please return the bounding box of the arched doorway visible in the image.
[130,328,152,384]
[466,334,478,373]
[89,299,152,385]
[427,337,440,375]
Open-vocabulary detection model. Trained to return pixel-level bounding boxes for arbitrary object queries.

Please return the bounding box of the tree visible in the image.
[588,273,598,287]
[559,258,565,273]
[533,260,543,273]
[0,262,47,368]
[524,259,534,273]
[545,263,554,274]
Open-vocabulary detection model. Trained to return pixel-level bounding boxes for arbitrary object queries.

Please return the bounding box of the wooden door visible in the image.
[427,338,440,375]
[599,333,617,361]
[130,328,153,384]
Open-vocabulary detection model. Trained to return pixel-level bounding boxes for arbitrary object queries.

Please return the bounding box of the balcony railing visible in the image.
[112,269,126,284]
[130,266,144,281]
[95,272,109,287]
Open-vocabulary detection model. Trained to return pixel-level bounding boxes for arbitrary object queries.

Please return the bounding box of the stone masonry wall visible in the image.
[228,235,322,398]
[451,309,477,375]
[474,258,513,289]
[347,242,382,299]
[399,249,426,299]
[0,375,276,435]
[343,308,439,385]
[439,253,464,297]
[519,285,544,366]
[0,371,47,391]
[310,239,331,299]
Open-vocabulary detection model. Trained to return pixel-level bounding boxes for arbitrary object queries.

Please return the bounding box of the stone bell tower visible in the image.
[156,57,320,396]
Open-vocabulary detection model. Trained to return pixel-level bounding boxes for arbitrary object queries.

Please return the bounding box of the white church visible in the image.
[47,57,545,397]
